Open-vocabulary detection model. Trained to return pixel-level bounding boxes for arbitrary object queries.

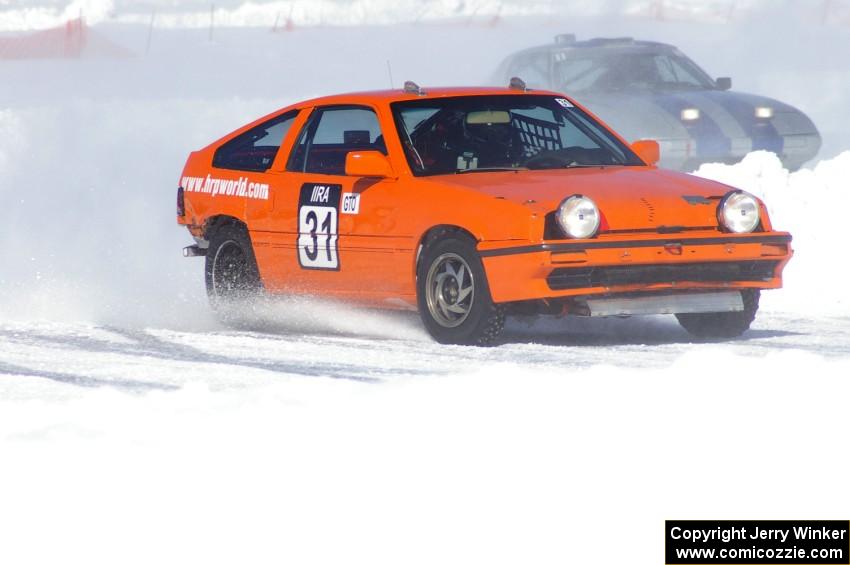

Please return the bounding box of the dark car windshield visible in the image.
[391,94,642,176]
[555,49,717,92]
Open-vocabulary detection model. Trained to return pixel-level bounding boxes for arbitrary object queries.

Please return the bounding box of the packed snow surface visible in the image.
[1,3,850,564]
[2,329,849,564]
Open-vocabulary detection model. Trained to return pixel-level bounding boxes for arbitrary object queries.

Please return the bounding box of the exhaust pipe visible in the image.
[183,245,206,258]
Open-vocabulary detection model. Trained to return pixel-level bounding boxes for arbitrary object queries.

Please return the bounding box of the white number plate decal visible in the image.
[297,183,341,270]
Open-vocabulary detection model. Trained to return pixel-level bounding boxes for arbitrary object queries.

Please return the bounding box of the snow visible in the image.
[2,3,850,564]
[2,339,850,564]
[2,0,849,30]
[695,150,850,314]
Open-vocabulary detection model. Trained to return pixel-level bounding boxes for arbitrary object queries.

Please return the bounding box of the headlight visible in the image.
[755,106,774,119]
[557,195,600,239]
[681,108,700,121]
[718,190,761,233]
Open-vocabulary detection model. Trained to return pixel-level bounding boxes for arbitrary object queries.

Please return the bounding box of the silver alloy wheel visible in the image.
[211,240,247,299]
[425,252,475,328]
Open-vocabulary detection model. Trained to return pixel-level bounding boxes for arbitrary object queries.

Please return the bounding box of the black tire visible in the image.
[204,223,263,325]
[676,289,760,339]
[416,232,505,346]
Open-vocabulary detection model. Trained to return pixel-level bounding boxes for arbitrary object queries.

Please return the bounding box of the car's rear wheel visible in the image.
[417,233,505,346]
[205,224,262,324]
[675,289,760,339]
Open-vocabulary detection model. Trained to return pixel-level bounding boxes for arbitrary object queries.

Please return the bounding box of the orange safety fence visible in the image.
[0,17,131,59]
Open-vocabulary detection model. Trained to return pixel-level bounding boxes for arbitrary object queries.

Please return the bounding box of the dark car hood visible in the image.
[573,88,818,142]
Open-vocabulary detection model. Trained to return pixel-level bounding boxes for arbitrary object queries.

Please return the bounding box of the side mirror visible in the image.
[631,139,660,166]
[345,150,393,178]
[716,77,732,91]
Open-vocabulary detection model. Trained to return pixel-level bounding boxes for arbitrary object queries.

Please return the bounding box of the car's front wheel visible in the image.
[205,224,262,324]
[417,233,505,346]
[675,289,760,339]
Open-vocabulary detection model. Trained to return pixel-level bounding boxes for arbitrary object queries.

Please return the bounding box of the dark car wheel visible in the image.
[417,233,505,346]
[676,289,760,339]
[205,224,263,324]
[782,159,806,173]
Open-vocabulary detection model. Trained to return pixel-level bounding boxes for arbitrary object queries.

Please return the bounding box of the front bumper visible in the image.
[478,232,792,304]
[657,132,821,171]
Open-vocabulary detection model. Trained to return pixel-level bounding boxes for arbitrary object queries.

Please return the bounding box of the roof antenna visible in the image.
[386,60,394,89]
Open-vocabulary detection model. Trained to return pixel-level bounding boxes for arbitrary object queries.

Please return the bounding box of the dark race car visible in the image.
[494,35,821,171]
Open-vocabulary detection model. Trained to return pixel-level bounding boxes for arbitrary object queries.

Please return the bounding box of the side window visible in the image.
[213,110,297,172]
[654,55,702,87]
[287,107,387,175]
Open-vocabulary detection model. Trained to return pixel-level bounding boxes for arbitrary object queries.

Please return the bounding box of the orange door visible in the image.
[247,104,414,302]
[334,175,415,303]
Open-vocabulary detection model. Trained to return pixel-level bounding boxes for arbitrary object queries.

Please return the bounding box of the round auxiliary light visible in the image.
[718,190,761,233]
[557,195,601,239]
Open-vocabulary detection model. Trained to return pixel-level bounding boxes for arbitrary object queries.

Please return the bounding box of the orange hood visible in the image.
[433,166,735,231]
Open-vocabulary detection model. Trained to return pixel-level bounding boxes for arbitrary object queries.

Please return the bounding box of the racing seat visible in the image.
[372,134,387,155]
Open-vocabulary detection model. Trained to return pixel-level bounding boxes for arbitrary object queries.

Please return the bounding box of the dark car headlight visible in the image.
[718,190,761,233]
[680,108,701,121]
[755,106,774,119]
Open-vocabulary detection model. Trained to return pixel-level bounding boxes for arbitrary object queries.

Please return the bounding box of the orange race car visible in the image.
[177,80,792,345]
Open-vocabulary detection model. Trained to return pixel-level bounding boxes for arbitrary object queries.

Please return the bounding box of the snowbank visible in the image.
[0,0,115,31]
[0,0,552,31]
[2,0,846,31]
[695,151,850,314]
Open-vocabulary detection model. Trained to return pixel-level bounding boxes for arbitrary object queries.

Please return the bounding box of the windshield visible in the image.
[391,94,642,176]
[555,49,716,92]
